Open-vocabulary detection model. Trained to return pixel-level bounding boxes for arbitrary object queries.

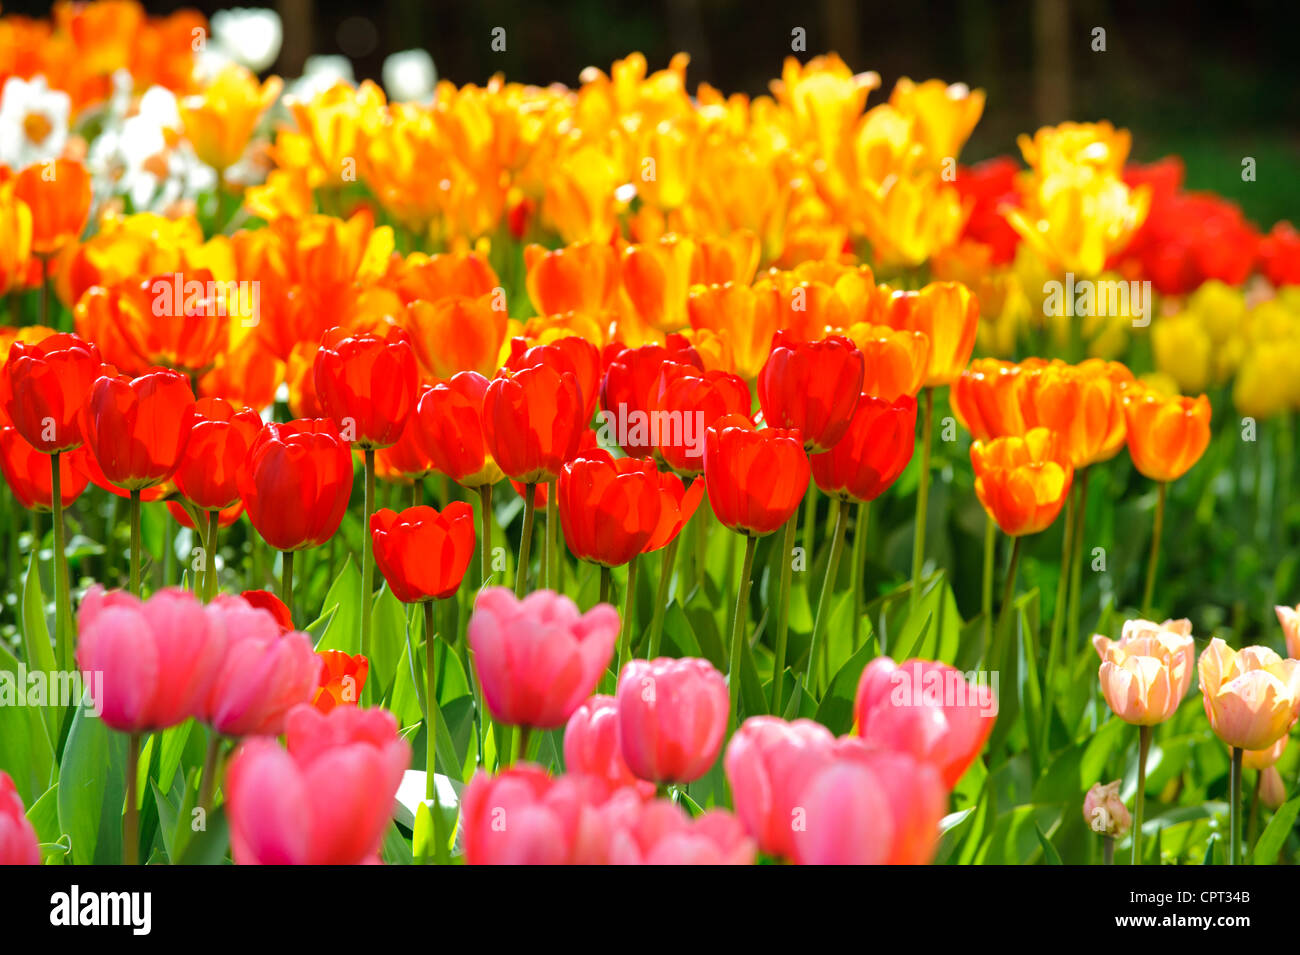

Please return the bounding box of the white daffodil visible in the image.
[210,7,283,75]
[0,75,70,171]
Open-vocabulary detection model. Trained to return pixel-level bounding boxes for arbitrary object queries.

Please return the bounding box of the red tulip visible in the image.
[76,586,229,733]
[811,393,917,502]
[600,343,703,458]
[617,657,729,784]
[173,397,263,511]
[370,503,476,603]
[503,335,602,423]
[415,371,504,488]
[0,332,101,452]
[238,419,355,551]
[757,330,864,452]
[853,656,998,788]
[723,716,835,860]
[241,589,293,632]
[226,704,409,864]
[651,365,751,476]
[374,384,435,481]
[313,326,418,450]
[0,772,39,865]
[0,427,89,511]
[483,363,585,484]
[642,469,705,553]
[203,593,323,736]
[557,451,661,567]
[563,695,656,800]
[165,499,242,530]
[703,418,809,537]
[792,740,947,865]
[82,368,197,490]
[312,650,369,713]
[467,587,619,729]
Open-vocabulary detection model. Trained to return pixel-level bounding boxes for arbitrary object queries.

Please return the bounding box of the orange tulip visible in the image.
[951,358,1030,442]
[1198,639,1300,751]
[970,426,1073,537]
[884,281,979,387]
[179,63,282,173]
[620,234,695,333]
[687,282,780,381]
[1122,388,1211,483]
[1092,618,1196,725]
[14,159,92,257]
[388,250,500,306]
[1022,360,1127,469]
[524,242,620,317]
[842,323,930,402]
[406,294,508,381]
[0,183,32,296]
[690,230,760,287]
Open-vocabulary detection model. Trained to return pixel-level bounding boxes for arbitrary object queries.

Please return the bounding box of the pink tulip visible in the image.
[582,793,755,865]
[1092,618,1196,725]
[76,586,228,733]
[461,764,609,865]
[563,695,656,800]
[0,772,39,865]
[617,657,729,784]
[793,740,947,865]
[1198,638,1300,751]
[1275,605,1300,660]
[853,656,997,788]
[203,594,323,737]
[723,716,836,860]
[225,704,410,865]
[467,587,619,729]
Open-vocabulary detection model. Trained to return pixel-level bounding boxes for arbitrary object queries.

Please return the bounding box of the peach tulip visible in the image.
[467,588,619,730]
[1198,638,1300,751]
[617,657,729,785]
[1092,618,1196,725]
[1274,604,1300,660]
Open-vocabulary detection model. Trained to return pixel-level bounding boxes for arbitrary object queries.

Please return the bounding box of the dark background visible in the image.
[13,0,1300,223]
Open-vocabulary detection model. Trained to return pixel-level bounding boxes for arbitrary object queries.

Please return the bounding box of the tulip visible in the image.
[757,330,864,453]
[173,397,262,600]
[203,593,324,738]
[0,772,39,866]
[812,393,917,504]
[460,764,607,864]
[557,452,660,570]
[723,716,836,859]
[563,695,656,800]
[0,332,102,454]
[467,588,619,760]
[1092,618,1196,726]
[616,657,729,785]
[371,504,476,604]
[970,427,1073,538]
[313,326,418,451]
[82,368,197,492]
[13,158,92,258]
[950,358,1031,442]
[1260,767,1287,811]
[1275,604,1300,660]
[1199,638,1300,864]
[417,372,503,489]
[853,657,998,788]
[687,282,782,381]
[587,796,756,865]
[650,366,751,477]
[844,323,930,403]
[792,740,947,865]
[703,419,809,539]
[178,63,282,174]
[641,469,705,658]
[0,427,88,511]
[1083,781,1131,859]
[238,419,354,608]
[225,704,409,865]
[600,343,703,459]
[504,334,602,424]
[406,294,508,381]
[312,650,369,713]
[524,241,619,317]
[241,589,293,633]
[1123,388,1211,617]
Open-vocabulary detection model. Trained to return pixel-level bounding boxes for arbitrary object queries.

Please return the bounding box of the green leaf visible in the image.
[57,708,127,865]
[177,806,229,864]
[314,555,360,653]
[0,641,56,805]
[813,641,874,735]
[1034,823,1063,864]
[370,584,407,699]
[21,551,58,677]
[1252,794,1300,864]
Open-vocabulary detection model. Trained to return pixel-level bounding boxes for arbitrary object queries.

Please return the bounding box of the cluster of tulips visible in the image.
[1,0,1299,867]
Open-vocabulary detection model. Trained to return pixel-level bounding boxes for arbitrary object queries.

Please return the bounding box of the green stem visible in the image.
[545,478,557,590]
[197,733,222,814]
[204,510,219,603]
[646,537,678,659]
[990,535,1023,671]
[280,550,294,617]
[616,556,639,677]
[424,600,443,799]
[1141,482,1166,619]
[1132,724,1152,865]
[478,483,494,586]
[129,489,142,596]
[1103,836,1115,865]
[517,726,533,764]
[728,535,758,729]
[771,513,798,713]
[808,497,849,692]
[411,479,421,509]
[801,483,818,571]
[1247,769,1261,856]
[981,514,996,660]
[1042,486,1075,754]
[1229,746,1242,866]
[1066,468,1090,651]
[51,452,72,670]
[361,450,376,667]
[124,733,140,865]
[910,386,934,610]
[515,483,536,597]
[599,564,612,606]
[850,501,870,654]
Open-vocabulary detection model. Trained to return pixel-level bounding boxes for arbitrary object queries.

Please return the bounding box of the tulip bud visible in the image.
[1083,781,1131,838]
